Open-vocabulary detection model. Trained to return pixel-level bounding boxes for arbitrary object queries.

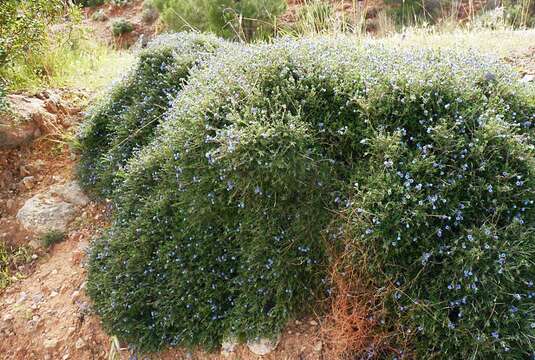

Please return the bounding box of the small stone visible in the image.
[20,176,36,190]
[28,240,41,249]
[2,313,14,321]
[295,320,302,325]
[75,338,86,349]
[521,74,534,83]
[247,337,280,356]
[309,320,318,326]
[17,292,27,303]
[71,291,80,303]
[44,338,59,349]
[314,341,323,352]
[31,254,38,260]
[221,338,238,357]
[50,291,58,298]
[5,199,14,211]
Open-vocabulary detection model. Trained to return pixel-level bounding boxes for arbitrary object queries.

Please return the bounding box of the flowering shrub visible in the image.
[85,36,535,357]
[76,33,226,197]
[111,19,134,37]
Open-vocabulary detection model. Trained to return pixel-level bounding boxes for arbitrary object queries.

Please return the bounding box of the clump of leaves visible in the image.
[85,36,535,358]
[76,32,227,198]
[41,230,66,248]
[111,19,134,37]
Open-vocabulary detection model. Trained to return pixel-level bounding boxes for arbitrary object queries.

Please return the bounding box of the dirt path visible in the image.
[0,204,111,360]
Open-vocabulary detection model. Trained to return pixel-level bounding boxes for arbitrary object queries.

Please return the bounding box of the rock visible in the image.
[247,337,280,356]
[71,291,81,303]
[28,239,41,249]
[48,181,89,207]
[43,338,59,349]
[221,338,238,357]
[2,313,14,322]
[521,74,534,83]
[314,341,323,352]
[0,95,44,149]
[20,176,36,190]
[75,338,86,350]
[44,99,58,114]
[16,181,89,234]
[309,320,318,326]
[5,199,15,211]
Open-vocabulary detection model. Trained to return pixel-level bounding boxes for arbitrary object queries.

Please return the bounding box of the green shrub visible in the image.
[86,36,535,357]
[73,0,106,7]
[383,0,446,26]
[76,33,227,197]
[0,0,65,66]
[150,0,286,41]
[288,0,336,34]
[41,230,66,248]
[111,19,134,37]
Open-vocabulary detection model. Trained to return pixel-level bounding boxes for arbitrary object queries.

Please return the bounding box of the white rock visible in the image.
[521,74,534,83]
[247,337,279,356]
[221,338,238,357]
[2,313,14,321]
[75,338,86,349]
[16,181,89,234]
[43,338,58,349]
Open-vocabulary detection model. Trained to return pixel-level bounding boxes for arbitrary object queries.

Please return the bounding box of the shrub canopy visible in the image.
[77,33,227,197]
[85,36,535,358]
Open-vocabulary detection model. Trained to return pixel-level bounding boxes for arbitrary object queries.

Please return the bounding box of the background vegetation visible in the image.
[150,0,287,40]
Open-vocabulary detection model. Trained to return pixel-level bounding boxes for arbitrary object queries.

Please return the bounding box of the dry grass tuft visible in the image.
[320,252,389,359]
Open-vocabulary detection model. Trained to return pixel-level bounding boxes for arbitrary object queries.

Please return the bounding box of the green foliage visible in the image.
[0,0,65,66]
[85,36,535,357]
[0,243,33,292]
[383,0,446,26]
[73,0,106,7]
[287,0,336,34]
[502,0,535,27]
[150,0,286,41]
[76,33,227,198]
[0,83,8,113]
[111,19,134,37]
[41,230,66,248]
